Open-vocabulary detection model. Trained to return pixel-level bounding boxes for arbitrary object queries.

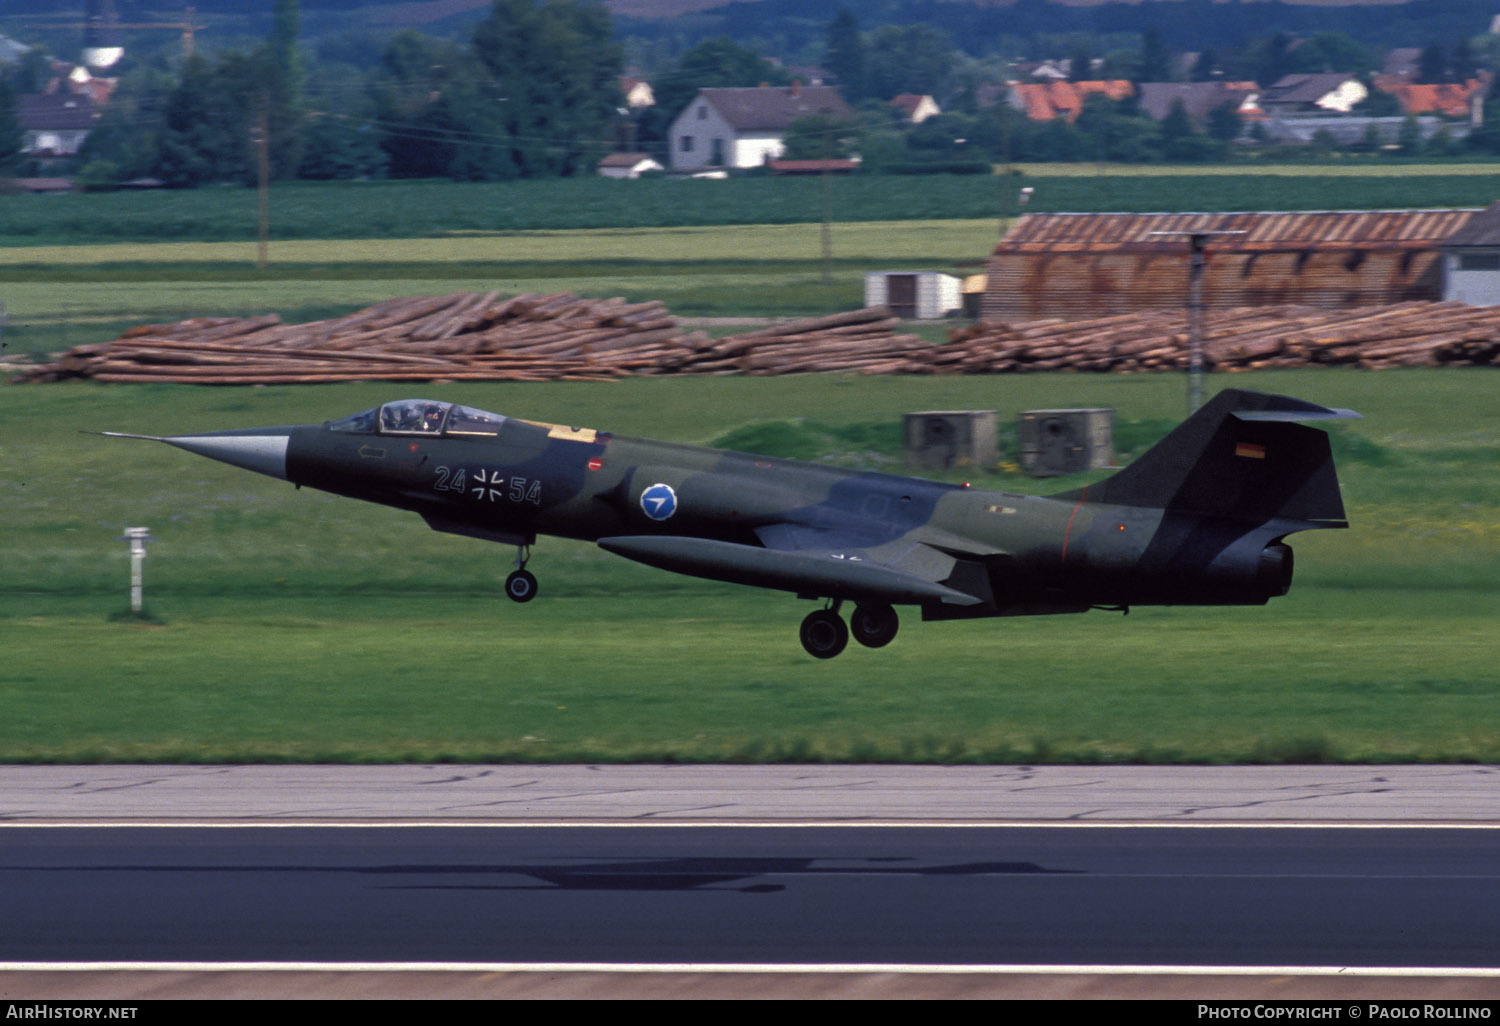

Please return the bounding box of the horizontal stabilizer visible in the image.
[1231,395,1361,422]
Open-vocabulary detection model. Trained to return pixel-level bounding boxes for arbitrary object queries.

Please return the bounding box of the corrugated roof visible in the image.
[994,210,1481,254]
[1439,201,1500,247]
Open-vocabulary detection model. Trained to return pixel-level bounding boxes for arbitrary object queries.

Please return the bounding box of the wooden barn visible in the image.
[981,209,1481,322]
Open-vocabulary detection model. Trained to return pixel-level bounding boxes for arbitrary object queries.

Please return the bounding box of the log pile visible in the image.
[11,293,926,385]
[933,302,1500,374]
[12,294,1500,385]
[671,307,928,375]
[12,292,710,385]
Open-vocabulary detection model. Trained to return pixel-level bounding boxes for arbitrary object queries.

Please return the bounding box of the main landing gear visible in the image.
[799,601,899,659]
[505,544,537,603]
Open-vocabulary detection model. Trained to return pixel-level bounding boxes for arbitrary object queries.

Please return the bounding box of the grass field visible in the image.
[0,220,1000,357]
[6,175,1500,764]
[3,369,1497,764]
[6,170,1500,247]
[1008,162,1500,177]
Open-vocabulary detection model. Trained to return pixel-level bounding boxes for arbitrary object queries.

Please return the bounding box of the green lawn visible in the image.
[0,220,999,357]
[3,369,1497,763]
[6,171,1500,247]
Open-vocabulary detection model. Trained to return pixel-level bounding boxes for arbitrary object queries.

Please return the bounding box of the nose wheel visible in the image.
[505,569,537,602]
[505,544,537,603]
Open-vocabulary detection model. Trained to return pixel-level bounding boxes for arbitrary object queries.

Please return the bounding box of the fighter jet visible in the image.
[106,388,1356,658]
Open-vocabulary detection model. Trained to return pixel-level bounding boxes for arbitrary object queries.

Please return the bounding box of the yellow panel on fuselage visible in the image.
[518,420,598,444]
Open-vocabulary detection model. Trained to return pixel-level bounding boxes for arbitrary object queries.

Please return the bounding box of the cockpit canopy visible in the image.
[327,399,508,437]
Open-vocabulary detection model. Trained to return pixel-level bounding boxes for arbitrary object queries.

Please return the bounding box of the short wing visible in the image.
[756,522,990,606]
[597,533,983,606]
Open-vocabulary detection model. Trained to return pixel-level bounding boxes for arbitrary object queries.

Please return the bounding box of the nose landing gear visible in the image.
[505,544,537,603]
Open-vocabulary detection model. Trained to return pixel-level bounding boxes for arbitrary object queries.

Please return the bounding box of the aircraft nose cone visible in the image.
[160,430,292,480]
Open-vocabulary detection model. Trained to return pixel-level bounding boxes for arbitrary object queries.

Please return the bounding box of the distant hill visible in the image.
[5,0,1489,62]
[607,0,1431,12]
[608,0,1500,58]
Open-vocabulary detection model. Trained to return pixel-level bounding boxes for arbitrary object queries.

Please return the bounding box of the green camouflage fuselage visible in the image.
[111,389,1352,655]
[284,406,1314,618]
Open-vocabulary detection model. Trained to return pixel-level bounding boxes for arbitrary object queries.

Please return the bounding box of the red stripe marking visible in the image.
[1061,485,1087,563]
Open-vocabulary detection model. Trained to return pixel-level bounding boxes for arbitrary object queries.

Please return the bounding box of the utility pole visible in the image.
[1186,232,1208,414]
[254,104,270,271]
[820,123,833,284]
[1148,229,1243,414]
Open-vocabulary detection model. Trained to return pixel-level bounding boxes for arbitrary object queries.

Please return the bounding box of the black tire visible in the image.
[799,609,849,659]
[505,569,538,603]
[850,603,899,648]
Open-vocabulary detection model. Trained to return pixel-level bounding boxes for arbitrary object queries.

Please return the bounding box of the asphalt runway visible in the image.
[3,765,1498,999]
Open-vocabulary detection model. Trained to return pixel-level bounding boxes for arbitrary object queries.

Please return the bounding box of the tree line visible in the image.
[62,0,623,187]
[9,0,1500,187]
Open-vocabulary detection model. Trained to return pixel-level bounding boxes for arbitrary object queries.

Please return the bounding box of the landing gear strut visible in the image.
[505,544,537,603]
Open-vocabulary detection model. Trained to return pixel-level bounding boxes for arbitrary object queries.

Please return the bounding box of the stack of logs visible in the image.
[12,294,1500,385]
[14,292,703,385]
[11,292,926,385]
[674,308,925,375]
[934,302,1500,374]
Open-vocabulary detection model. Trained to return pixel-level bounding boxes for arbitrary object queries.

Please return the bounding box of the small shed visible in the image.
[865,271,962,319]
[1440,196,1500,303]
[1441,200,1500,305]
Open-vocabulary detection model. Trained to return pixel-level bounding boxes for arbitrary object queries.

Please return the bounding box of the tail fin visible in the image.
[1057,389,1359,526]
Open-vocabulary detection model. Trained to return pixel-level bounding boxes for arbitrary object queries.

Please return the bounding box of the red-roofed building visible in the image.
[1372,75,1485,119]
[1007,81,1134,123]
